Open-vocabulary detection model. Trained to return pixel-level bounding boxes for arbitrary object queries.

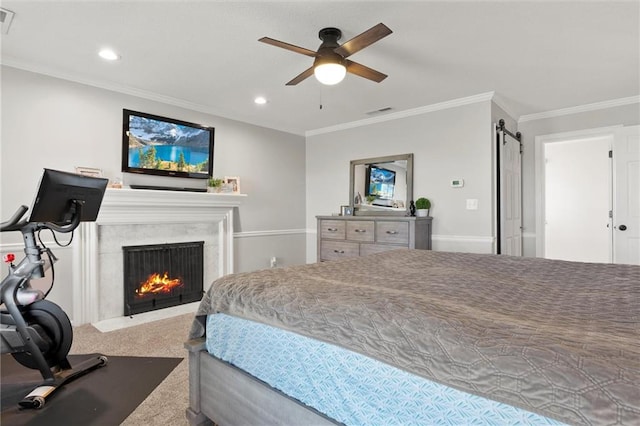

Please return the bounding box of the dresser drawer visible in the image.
[321,241,360,261]
[316,215,432,263]
[320,220,346,239]
[360,244,408,256]
[376,221,409,245]
[346,221,375,242]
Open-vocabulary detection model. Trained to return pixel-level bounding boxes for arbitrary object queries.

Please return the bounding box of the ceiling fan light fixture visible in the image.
[260,23,391,86]
[314,62,346,85]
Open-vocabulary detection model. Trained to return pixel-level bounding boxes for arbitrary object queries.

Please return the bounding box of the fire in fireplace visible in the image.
[123,241,204,316]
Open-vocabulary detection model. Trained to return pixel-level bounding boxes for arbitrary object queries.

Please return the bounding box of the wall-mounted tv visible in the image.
[121,109,214,180]
[365,165,396,199]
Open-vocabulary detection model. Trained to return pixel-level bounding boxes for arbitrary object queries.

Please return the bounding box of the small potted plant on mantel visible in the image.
[207,177,224,193]
[415,197,431,217]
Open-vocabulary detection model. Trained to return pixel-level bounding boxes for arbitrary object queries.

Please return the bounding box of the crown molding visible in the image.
[306,91,495,137]
[490,93,519,121]
[518,95,640,123]
[8,56,634,136]
[1,57,236,123]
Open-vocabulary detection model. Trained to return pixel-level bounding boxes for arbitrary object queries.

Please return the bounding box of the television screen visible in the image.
[121,109,214,179]
[366,166,396,199]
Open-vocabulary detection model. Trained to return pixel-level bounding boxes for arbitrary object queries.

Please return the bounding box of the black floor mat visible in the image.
[1,353,182,426]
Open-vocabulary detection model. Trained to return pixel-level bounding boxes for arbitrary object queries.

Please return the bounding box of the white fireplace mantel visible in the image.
[72,188,245,325]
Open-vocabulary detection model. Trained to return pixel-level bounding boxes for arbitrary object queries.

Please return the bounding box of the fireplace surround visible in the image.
[73,188,245,326]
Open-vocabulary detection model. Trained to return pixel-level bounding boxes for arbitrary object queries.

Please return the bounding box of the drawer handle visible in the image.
[327,228,338,232]
[386,230,398,235]
[333,249,345,254]
[354,229,367,233]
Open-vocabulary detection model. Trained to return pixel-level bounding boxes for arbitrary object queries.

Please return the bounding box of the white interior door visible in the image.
[499,131,522,255]
[613,126,640,265]
[543,136,612,263]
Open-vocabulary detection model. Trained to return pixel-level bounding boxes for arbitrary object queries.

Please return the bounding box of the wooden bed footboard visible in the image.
[185,338,214,426]
[184,338,338,426]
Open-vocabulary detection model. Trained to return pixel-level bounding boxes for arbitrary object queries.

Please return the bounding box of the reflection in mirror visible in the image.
[349,154,413,216]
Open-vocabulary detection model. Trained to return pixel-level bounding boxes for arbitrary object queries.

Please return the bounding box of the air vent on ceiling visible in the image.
[366,106,394,116]
[0,8,15,35]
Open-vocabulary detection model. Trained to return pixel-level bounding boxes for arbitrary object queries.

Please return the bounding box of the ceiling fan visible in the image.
[259,23,392,86]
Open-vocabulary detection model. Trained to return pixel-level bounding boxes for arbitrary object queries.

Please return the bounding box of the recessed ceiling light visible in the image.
[254,96,267,105]
[98,48,120,61]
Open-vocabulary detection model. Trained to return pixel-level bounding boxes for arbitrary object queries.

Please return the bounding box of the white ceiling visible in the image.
[2,1,638,135]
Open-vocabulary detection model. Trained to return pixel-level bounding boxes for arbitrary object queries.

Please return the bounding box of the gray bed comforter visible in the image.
[190,250,639,425]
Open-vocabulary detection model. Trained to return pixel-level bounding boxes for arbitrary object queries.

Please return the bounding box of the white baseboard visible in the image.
[431,234,495,254]
[234,229,307,238]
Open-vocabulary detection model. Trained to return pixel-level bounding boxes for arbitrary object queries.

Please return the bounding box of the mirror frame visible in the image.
[349,153,414,216]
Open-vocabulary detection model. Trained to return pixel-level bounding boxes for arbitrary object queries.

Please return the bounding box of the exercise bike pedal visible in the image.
[18,354,109,409]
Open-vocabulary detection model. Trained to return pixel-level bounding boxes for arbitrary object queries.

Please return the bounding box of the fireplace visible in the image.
[123,241,204,316]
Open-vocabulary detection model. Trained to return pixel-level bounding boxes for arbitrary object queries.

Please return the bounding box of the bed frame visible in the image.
[185,338,339,426]
[185,251,639,425]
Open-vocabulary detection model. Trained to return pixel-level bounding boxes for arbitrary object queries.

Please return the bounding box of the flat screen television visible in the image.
[365,165,396,199]
[121,109,214,180]
[29,169,109,224]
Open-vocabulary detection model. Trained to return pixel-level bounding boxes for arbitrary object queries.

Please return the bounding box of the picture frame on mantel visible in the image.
[224,176,240,193]
[75,166,103,178]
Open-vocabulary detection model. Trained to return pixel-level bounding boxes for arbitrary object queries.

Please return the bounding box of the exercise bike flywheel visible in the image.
[11,299,73,370]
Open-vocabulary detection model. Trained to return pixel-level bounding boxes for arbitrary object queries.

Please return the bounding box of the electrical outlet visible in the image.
[270,256,277,268]
[466,199,479,210]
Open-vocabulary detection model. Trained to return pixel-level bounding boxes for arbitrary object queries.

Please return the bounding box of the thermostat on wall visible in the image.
[451,179,464,188]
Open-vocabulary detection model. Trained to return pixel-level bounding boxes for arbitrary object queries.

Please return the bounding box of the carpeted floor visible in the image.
[1,312,195,425]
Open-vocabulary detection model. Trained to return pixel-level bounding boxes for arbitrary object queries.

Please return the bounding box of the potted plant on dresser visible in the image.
[415,197,431,217]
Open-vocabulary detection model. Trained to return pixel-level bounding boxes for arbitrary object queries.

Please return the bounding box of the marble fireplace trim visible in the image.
[72,188,245,325]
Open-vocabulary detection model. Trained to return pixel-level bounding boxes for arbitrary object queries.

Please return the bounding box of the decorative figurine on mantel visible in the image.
[409,200,416,217]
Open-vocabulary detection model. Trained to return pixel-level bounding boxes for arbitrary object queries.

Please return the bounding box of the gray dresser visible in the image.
[316,215,432,262]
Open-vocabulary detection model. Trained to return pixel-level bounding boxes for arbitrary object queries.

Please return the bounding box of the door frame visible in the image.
[534,125,621,258]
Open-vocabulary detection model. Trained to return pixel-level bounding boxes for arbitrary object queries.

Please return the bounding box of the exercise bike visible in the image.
[0,168,109,409]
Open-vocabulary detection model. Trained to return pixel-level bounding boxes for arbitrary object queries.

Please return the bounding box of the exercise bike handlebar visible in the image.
[42,201,83,234]
[0,205,29,232]
[0,201,84,234]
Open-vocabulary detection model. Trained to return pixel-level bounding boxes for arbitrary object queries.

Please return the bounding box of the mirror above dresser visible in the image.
[349,153,413,216]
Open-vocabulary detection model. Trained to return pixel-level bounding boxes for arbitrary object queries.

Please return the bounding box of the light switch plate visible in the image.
[466,199,478,210]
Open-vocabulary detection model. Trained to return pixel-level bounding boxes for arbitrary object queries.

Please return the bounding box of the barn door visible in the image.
[497,127,522,256]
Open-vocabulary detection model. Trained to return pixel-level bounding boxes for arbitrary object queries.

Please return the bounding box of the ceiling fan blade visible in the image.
[334,23,392,58]
[286,67,315,86]
[259,37,317,57]
[345,60,387,83]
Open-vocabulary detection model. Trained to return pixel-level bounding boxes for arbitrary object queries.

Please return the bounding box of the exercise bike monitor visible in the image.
[28,169,109,224]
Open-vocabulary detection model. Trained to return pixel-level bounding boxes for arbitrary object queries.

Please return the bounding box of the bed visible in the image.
[185,250,639,425]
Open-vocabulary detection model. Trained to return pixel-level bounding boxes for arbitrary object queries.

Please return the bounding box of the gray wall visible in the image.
[305,100,495,261]
[1,66,307,313]
[517,102,640,256]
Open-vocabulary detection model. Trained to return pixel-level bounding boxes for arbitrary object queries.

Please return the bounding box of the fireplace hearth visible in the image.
[123,241,204,316]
